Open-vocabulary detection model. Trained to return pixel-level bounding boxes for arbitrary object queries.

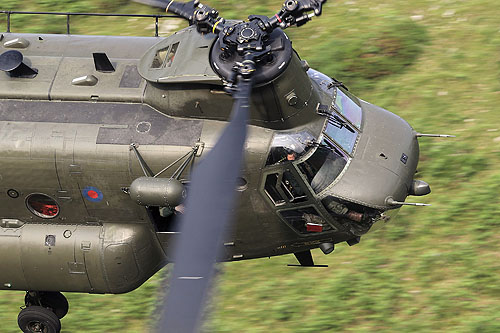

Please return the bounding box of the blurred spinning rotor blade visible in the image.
[132,0,201,20]
[131,0,171,9]
[157,76,253,333]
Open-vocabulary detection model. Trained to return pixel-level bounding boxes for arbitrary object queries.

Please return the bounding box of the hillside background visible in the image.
[1,0,499,332]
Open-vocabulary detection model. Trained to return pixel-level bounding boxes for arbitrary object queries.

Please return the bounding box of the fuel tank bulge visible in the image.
[0,221,165,294]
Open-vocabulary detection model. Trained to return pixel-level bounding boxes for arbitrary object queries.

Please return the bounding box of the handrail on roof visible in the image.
[0,11,180,37]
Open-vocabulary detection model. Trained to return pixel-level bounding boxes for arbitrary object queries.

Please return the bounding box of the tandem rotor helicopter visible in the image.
[0,0,451,332]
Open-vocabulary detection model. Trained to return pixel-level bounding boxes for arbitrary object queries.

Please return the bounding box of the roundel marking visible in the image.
[83,186,103,202]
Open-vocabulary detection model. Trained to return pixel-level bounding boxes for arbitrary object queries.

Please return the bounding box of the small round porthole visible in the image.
[26,193,60,219]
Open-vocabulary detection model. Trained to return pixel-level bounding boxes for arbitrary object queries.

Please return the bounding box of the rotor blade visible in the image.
[157,76,253,333]
[164,1,202,22]
[131,0,170,9]
[132,0,204,22]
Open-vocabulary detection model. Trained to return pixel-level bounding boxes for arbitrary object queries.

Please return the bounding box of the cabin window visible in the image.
[151,46,170,68]
[166,42,179,67]
[26,193,60,219]
[264,173,285,206]
[279,206,333,234]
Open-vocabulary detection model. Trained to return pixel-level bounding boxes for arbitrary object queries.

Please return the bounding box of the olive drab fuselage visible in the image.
[0,26,420,294]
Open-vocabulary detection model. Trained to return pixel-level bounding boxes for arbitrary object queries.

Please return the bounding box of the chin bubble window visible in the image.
[26,193,60,218]
[279,207,333,235]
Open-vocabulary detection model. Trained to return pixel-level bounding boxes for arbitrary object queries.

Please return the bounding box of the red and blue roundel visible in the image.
[82,186,103,202]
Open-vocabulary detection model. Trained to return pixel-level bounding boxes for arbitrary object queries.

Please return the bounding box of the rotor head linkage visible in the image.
[166,0,326,56]
[163,1,326,88]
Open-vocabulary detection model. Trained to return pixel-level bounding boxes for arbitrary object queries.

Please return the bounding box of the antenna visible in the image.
[416,133,456,138]
[386,197,431,207]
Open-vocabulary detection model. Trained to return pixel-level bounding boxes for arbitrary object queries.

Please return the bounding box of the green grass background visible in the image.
[1,0,499,332]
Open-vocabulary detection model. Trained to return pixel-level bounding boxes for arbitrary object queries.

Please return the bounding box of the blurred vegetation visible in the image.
[1,0,500,332]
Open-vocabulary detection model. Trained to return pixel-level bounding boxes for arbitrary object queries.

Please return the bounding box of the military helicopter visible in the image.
[0,0,447,332]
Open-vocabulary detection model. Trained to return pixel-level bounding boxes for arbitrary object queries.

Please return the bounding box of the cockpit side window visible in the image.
[298,138,348,194]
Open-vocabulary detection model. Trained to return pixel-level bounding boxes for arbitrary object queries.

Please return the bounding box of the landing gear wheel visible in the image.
[40,292,69,319]
[18,306,61,333]
[24,291,69,319]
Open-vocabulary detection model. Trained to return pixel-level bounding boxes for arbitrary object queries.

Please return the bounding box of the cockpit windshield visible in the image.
[324,119,358,155]
[333,89,362,129]
[308,69,363,130]
[266,131,315,166]
[307,69,334,96]
[298,138,348,194]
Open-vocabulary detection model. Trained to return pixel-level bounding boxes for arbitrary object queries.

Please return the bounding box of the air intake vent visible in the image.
[93,52,115,73]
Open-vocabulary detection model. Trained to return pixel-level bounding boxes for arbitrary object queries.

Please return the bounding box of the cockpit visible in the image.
[266,69,363,190]
[261,70,386,239]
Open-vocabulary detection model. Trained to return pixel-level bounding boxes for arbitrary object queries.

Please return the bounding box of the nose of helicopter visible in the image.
[324,100,420,210]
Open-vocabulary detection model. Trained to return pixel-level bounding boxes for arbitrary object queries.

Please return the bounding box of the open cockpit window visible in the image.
[298,138,348,194]
[266,131,315,166]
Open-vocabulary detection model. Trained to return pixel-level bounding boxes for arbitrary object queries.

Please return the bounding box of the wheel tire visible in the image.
[18,306,61,333]
[39,292,69,319]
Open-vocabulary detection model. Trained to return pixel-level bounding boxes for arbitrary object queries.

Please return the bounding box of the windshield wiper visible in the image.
[327,77,349,91]
[327,115,355,133]
[317,104,355,133]
[306,139,343,157]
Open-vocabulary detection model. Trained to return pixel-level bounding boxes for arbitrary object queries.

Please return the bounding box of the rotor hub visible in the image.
[239,27,257,41]
[211,27,292,85]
